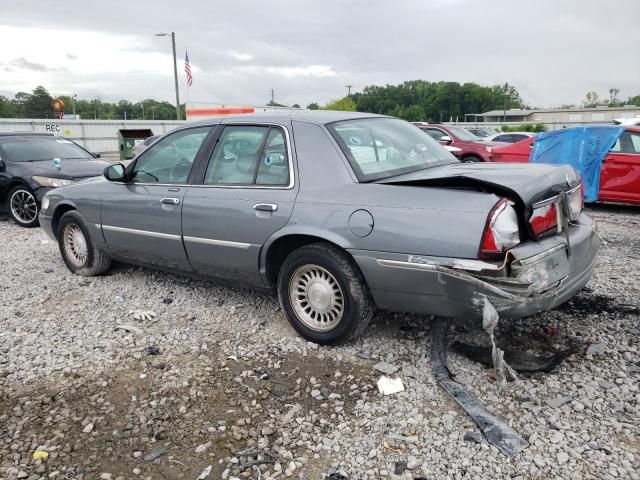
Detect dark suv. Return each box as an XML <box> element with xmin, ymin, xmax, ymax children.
<box><xmin>413</xmin><ymin>123</ymin><xmax>505</xmax><ymax>162</ymax></box>
<box><xmin>0</xmin><ymin>133</ymin><xmax>110</xmax><ymax>227</ymax></box>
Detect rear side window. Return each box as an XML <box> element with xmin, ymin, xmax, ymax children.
<box><xmin>611</xmin><ymin>131</ymin><xmax>640</xmax><ymax>154</ymax></box>
<box><xmin>510</xmin><ymin>134</ymin><xmax>528</xmax><ymax>142</ymax></box>
<box><xmin>494</xmin><ymin>134</ymin><xmax>512</xmax><ymax>142</ymax></box>
<box><xmin>204</xmin><ymin>125</ymin><xmax>290</xmax><ymax>186</ymax></box>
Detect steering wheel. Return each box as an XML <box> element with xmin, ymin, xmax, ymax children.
<box><xmin>170</xmin><ymin>158</ymin><xmax>192</xmax><ymax>183</ymax></box>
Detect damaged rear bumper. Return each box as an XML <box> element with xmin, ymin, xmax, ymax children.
<box><xmin>351</xmin><ymin>213</ymin><xmax>600</xmax><ymax>319</ymax></box>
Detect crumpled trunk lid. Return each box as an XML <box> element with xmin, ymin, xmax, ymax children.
<box><xmin>376</xmin><ymin>162</ymin><xmax>580</xmax><ymax>208</ymax></box>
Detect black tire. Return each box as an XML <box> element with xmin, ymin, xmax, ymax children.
<box><xmin>277</xmin><ymin>242</ymin><xmax>374</xmax><ymax>345</ymax></box>
<box><xmin>462</xmin><ymin>155</ymin><xmax>482</xmax><ymax>163</ymax></box>
<box><xmin>57</xmin><ymin>211</ymin><xmax>111</xmax><ymax>276</ymax></box>
<box><xmin>8</xmin><ymin>186</ymin><xmax>40</xmax><ymax>228</ymax></box>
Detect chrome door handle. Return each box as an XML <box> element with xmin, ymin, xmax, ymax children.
<box><xmin>253</xmin><ymin>203</ymin><xmax>278</xmax><ymax>212</ymax></box>
<box><xmin>161</xmin><ymin>197</ymin><xmax>180</xmax><ymax>205</ymax></box>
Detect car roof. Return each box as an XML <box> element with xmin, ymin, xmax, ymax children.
<box><xmin>184</xmin><ymin>110</ymin><xmax>388</xmax><ymax>129</ymax></box>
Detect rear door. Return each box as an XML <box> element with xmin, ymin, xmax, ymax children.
<box><xmin>181</xmin><ymin>122</ymin><xmax>298</xmax><ymax>285</ymax></box>
<box><xmin>100</xmin><ymin>126</ymin><xmax>213</xmax><ymax>269</ymax></box>
<box><xmin>600</xmin><ymin>130</ymin><xmax>640</xmax><ymax>204</ymax></box>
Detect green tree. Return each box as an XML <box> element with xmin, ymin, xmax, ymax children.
<box><xmin>323</xmin><ymin>97</ymin><xmax>356</xmax><ymax>111</ymax></box>
<box><xmin>627</xmin><ymin>94</ymin><xmax>640</xmax><ymax>106</ymax></box>
<box><xmin>401</xmin><ymin>104</ymin><xmax>426</xmax><ymax>122</ymax></box>
<box><xmin>0</xmin><ymin>95</ymin><xmax>17</xmax><ymax>117</ymax></box>
<box><xmin>583</xmin><ymin>91</ymin><xmax>602</xmax><ymax>108</ymax></box>
<box><xmin>307</xmin><ymin>102</ymin><xmax>320</xmax><ymax>110</ymax></box>
<box><xmin>352</xmin><ymin>80</ymin><xmax>525</xmax><ymax>121</ymax></box>
<box><xmin>608</xmin><ymin>88</ymin><xmax>621</xmax><ymax>106</ymax></box>
<box><xmin>22</xmin><ymin>86</ymin><xmax>54</xmax><ymax>118</ymax></box>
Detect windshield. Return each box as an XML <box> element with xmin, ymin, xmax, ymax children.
<box><xmin>1</xmin><ymin>137</ymin><xmax>92</xmax><ymax>162</ymax></box>
<box><xmin>446</xmin><ymin>125</ymin><xmax>480</xmax><ymax>141</ymax></box>
<box><xmin>328</xmin><ymin>118</ymin><xmax>457</xmax><ymax>182</ymax></box>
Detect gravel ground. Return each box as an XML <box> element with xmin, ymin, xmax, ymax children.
<box><xmin>0</xmin><ymin>205</ymin><xmax>638</xmax><ymax>480</ymax></box>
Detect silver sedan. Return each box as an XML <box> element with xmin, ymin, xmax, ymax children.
<box><xmin>40</xmin><ymin>111</ymin><xmax>600</xmax><ymax>344</ymax></box>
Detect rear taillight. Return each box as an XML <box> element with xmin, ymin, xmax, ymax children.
<box><xmin>479</xmin><ymin>199</ymin><xmax>521</xmax><ymax>259</ymax></box>
<box><xmin>566</xmin><ymin>183</ymin><xmax>583</xmax><ymax>222</ymax></box>
<box><xmin>529</xmin><ymin>202</ymin><xmax>558</xmax><ymax>237</ymax></box>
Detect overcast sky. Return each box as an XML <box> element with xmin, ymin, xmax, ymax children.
<box><xmin>1</xmin><ymin>0</ymin><xmax>638</xmax><ymax>109</ymax></box>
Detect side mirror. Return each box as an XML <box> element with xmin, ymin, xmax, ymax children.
<box><xmin>104</xmin><ymin>163</ymin><xmax>126</xmax><ymax>182</ymax></box>
<box><xmin>92</xmin><ymin>152</ymin><xmax>102</xmax><ymax>158</ymax></box>
<box><xmin>440</xmin><ymin>135</ymin><xmax>453</xmax><ymax>144</ymax></box>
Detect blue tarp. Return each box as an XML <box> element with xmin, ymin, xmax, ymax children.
<box><xmin>529</xmin><ymin>126</ymin><xmax>624</xmax><ymax>202</ymax></box>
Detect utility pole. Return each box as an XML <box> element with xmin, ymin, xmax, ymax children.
<box><xmin>155</xmin><ymin>32</ymin><xmax>181</xmax><ymax>120</ymax></box>
<box><xmin>270</xmin><ymin>89</ymin><xmax>275</xmax><ymax>104</ymax></box>
<box><xmin>345</xmin><ymin>85</ymin><xmax>353</xmax><ymax>97</ymax></box>
<box><xmin>503</xmin><ymin>82</ymin><xmax>509</xmax><ymax>123</ymax></box>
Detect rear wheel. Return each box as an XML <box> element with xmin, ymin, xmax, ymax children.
<box><xmin>277</xmin><ymin>243</ymin><xmax>374</xmax><ymax>345</ymax></box>
<box><xmin>57</xmin><ymin>211</ymin><xmax>111</xmax><ymax>276</ymax></box>
<box><xmin>462</xmin><ymin>155</ymin><xmax>482</xmax><ymax>163</ymax></box>
<box><xmin>8</xmin><ymin>186</ymin><xmax>39</xmax><ymax>228</ymax></box>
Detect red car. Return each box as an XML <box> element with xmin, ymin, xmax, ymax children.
<box><xmin>413</xmin><ymin>123</ymin><xmax>505</xmax><ymax>162</ymax></box>
<box><xmin>488</xmin><ymin>127</ymin><xmax>640</xmax><ymax>205</ymax></box>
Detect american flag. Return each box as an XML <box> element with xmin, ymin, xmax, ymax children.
<box><xmin>184</xmin><ymin>50</ymin><xmax>193</xmax><ymax>87</ymax></box>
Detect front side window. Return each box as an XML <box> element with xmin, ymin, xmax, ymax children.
<box><xmin>423</xmin><ymin>128</ymin><xmax>447</xmax><ymax>141</ymax></box>
<box><xmin>130</xmin><ymin>127</ymin><xmax>210</xmax><ymax>184</ymax></box>
<box><xmin>328</xmin><ymin>118</ymin><xmax>457</xmax><ymax>182</ymax></box>
<box><xmin>445</xmin><ymin>125</ymin><xmax>480</xmax><ymax>141</ymax></box>
<box><xmin>1</xmin><ymin>137</ymin><xmax>92</xmax><ymax>162</ymax></box>
<box><xmin>205</xmin><ymin>125</ymin><xmax>289</xmax><ymax>186</ymax></box>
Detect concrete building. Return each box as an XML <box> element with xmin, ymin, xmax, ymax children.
<box><xmin>478</xmin><ymin>105</ymin><xmax>640</xmax><ymax>124</ymax></box>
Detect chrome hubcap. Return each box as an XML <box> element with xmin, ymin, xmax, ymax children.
<box><xmin>63</xmin><ymin>224</ymin><xmax>88</xmax><ymax>267</ymax></box>
<box><xmin>10</xmin><ymin>190</ymin><xmax>38</xmax><ymax>224</ymax></box>
<box><xmin>289</xmin><ymin>265</ymin><xmax>344</xmax><ymax>332</ymax></box>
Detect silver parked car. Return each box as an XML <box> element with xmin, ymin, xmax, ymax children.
<box><xmin>131</xmin><ymin>134</ymin><xmax>161</xmax><ymax>158</ymax></box>
<box><xmin>40</xmin><ymin>112</ymin><xmax>600</xmax><ymax>344</ymax></box>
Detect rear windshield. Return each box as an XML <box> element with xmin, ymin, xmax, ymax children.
<box><xmin>327</xmin><ymin>117</ymin><xmax>457</xmax><ymax>182</ymax></box>
<box><xmin>1</xmin><ymin>137</ymin><xmax>92</xmax><ymax>162</ymax></box>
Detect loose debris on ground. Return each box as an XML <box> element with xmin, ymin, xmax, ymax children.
<box><xmin>1</xmin><ymin>205</ymin><xmax>639</xmax><ymax>479</ymax></box>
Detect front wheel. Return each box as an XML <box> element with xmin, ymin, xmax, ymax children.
<box><xmin>57</xmin><ymin>211</ymin><xmax>111</xmax><ymax>276</ymax></box>
<box><xmin>462</xmin><ymin>155</ymin><xmax>482</xmax><ymax>163</ymax></box>
<box><xmin>8</xmin><ymin>186</ymin><xmax>40</xmax><ymax>228</ymax></box>
<box><xmin>277</xmin><ymin>243</ymin><xmax>374</xmax><ymax>345</ymax></box>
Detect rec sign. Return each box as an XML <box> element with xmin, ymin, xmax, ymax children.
<box><xmin>44</xmin><ymin>124</ymin><xmax>62</xmax><ymax>133</ymax></box>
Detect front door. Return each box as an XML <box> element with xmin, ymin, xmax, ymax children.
<box><xmin>600</xmin><ymin>130</ymin><xmax>640</xmax><ymax>204</ymax></box>
<box><xmin>100</xmin><ymin>126</ymin><xmax>212</xmax><ymax>269</ymax></box>
<box><xmin>181</xmin><ymin>123</ymin><xmax>298</xmax><ymax>285</ymax></box>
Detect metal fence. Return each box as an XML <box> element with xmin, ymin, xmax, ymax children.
<box><xmin>0</xmin><ymin>118</ymin><xmax>617</xmax><ymax>156</ymax></box>
<box><xmin>0</xmin><ymin>118</ymin><xmax>187</xmax><ymax>155</ymax></box>
<box><xmin>443</xmin><ymin>120</ymin><xmax>617</xmax><ymax>132</ymax></box>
